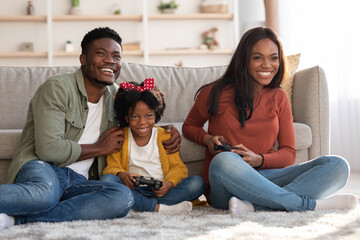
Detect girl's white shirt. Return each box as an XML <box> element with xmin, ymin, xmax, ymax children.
<box><xmin>128</xmin><ymin>127</ymin><xmax>164</xmax><ymax>181</ymax></box>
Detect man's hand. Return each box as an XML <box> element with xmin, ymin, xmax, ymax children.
<box><xmin>153</xmin><ymin>181</ymin><xmax>174</xmax><ymax>197</ymax></box>
<box><xmin>232</xmin><ymin>144</ymin><xmax>263</xmax><ymax>168</ymax></box>
<box><xmin>78</xmin><ymin>127</ymin><xmax>124</xmax><ymax>161</ymax></box>
<box><xmin>96</xmin><ymin>127</ymin><xmax>124</xmax><ymax>155</ymax></box>
<box><xmin>161</xmin><ymin>125</ymin><xmax>181</xmax><ymax>154</ymax></box>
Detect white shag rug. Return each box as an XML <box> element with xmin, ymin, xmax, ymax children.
<box><xmin>0</xmin><ymin>206</ymin><xmax>359</xmax><ymax>240</ymax></box>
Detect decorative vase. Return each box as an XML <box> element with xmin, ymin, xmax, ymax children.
<box><xmin>161</xmin><ymin>8</ymin><xmax>176</xmax><ymax>14</ymax></box>
<box><xmin>69</xmin><ymin>6</ymin><xmax>83</xmax><ymax>15</ymax></box>
<box><xmin>65</xmin><ymin>42</ymin><xmax>74</xmax><ymax>52</ymax></box>
<box><xmin>113</xmin><ymin>1</ymin><xmax>121</xmax><ymax>15</ymax></box>
<box><xmin>70</xmin><ymin>0</ymin><xmax>82</xmax><ymax>15</ymax></box>
<box><xmin>27</xmin><ymin>0</ymin><xmax>34</xmax><ymax>15</ymax></box>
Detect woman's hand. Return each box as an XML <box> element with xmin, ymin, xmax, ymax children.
<box><xmin>203</xmin><ymin>134</ymin><xmax>227</xmax><ymax>155</ymax></box>
<box><xmin>232</xmin><ymin>144</ymin><xmax>263</xmax><ymax>168</ymax></box>
<box><xmin>153</xmin><ymin>181</ymin><xmax>174</xmax><ymax>197</ymax></box>
<box><xmin>117</xmin><ymin>172</ymin><xmax>140</xmax><ymax>189</ymax></box>
<box><xmin>161</xmin><ymin>125</ymin><xmax>181</xmax><ymax>154</ymax></box>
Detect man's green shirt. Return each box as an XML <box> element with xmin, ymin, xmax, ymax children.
<box><xmin>6</xmin><ymin>69</ymin><xmax>117</xmax><ymax>183</ymax></box>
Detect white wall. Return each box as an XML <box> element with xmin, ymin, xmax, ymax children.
<box><xmin>238</xmin><ymin>0</ymin><xmax>266</xmax><ymax>34</ymax></box>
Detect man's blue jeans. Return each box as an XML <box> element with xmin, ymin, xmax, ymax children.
<box><xmin>0</xmin><ymin>160</ymin><xmax>134</xmax><ymax>225</ymax></box>
<box><xmin>101</xmin><ymin>174</ymin><xmax>205</xmax><ymax>212</ymax></box>
<box><xmin>209</xmin><ymin>152</ymin><xmax>350</xmax><ymax>211</ymax></box>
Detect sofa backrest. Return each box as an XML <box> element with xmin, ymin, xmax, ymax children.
<box><xmin>0</xmin><ymin>66</ymin><xmax>79</xmax><ymax>129</ymax></box>
<box><xmin>0</xmin><ymin>63</ymin><xmax>226</xmax><ymax>129</ymax></box>
<box><xmin>119</xmin><ymin>63</ymin><xmax>227</xmax><ymax>123</ymax></box>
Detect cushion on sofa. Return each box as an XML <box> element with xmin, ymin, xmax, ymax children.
<box><xmin>280</xmin><ymin>53</ymin><xmax>301</xmax><ymax>108</ymax></box>
<box><xmin>0</xmin><ymin>129</ymin><xmax>22</xmax><ymax>159</ymax></box>
<box><xmin>0</xmin><ymin>160</ymin><xmax>11</xmax><ymax>184</ymax></box>
<box><xmin>293</xmin><ymin>122</ymin><xmax>312</xmax><ymax>150</ymax></box>
<box><xmin>165</xmin><ymin>122</ymin><xmax>312</xmax><ymax>165</ymax></box>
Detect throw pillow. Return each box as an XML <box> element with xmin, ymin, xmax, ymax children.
<box><xmin>280</xmin><ymin>53</ymin><xmax>301</xmax><ymax>108</ymax></box>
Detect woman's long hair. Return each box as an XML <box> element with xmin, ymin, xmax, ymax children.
<box><xmin>195</xmin><ymin>27</ymin><xmax>285</xmax><ymax>127</ymax></box>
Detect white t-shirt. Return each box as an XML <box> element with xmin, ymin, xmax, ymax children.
<box><xmin>68</xmin><ymin>96</ymin><xmax>104</xmax><ymax>178</ymax></box>
<box><xmin>128</xmin><ymin>127</ymin><xmax>164</xmax><ymax>181</ymax></box>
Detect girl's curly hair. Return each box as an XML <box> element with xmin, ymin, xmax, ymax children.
<box><xmin>114</xmin><ymin>81</ymin><xmax>166</xmax><ymax>128</ymax></box>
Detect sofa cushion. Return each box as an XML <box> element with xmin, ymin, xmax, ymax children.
<box><xmin>0</xmin><ymin>122</ymin><xmax>312</xmax><ymax>165</ymax></box>
<box><xmin>0</xmin><ymin>160</ymin><xmax>11</xmax><ymax>184</ymax></box>
<box><xmin>280</xmin><ymin>53</ymin><xmax>301</xmax><ymax>108</ymax></box>
<box><xmin>0</xmin><ymin>129</ymin><xmax>22</xmax><ymax>159</ymax></box>
<box><xmin>293</xmin><ymin>122</ymin><xmax>312</xmax><ymax>150</ymax></box>
<box><xmin>0</xmin><ymin>66</ymin><xmax>79</xmax><ymax>129</ymax></box>
<box><xmin>164</xmin><ymin>122</ymin><xmax>311</xmax><ymax>164</ymax></box>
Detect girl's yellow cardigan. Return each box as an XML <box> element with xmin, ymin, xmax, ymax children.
<box><xmin>103</xmin><ymin>126</ymin><xmax>188</xmax><ymax>186</ymax></box>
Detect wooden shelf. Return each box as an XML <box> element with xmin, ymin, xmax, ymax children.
<box><xmin>0</xmin><ymin>50</ymin><xmax>143</xmax><ymax>58</ymax></box>
<box><xmin>149</xmin><ymin>13</ymin><xmax>233</xmax><ymax>20</ymax></box>
<box><xmin>0</xmin><ymin>52</ymin><xmax>47</xmax><ymax>58</ymax></box>
<box><xmin>0</xmin><ymin>15</ymin><xmax>47</xmax><ymax>22</ymax></box>
<box><xmin>51</xmin><ymin>13</ymin><xmax>232</xmax><ymax>22</ymax></box>
<box><xmin>52</xmin><ymin>51</ymin><xmax>79</xmax><ymax>57</ymax></box>
<box><xmin>0</xmin><ymin>49</ymin><xmax>232</xmax><ymax>58</ymax></box>
<box><xmin>150</xmin><ymin>48</ymin><xmax>234</xmax><ymax>56</ymax></box>
<box><xmin>0</xmin><ymin>13</ymin><xmax>232</xmax><ymax>22</ymax></box>
<box><xmin>52</xmin><ymin>15</ymin><xmax>142</xmax><ymax>21</ymax></box>
<box><xmin>0</xmin><ymin>1</ymin><xmax>238</xmax><ymax>65</ymax></box>
<box><xmin>53</xmin><ymin>51</ymin><xmax>143</xmax><ymax>57</ymax></box>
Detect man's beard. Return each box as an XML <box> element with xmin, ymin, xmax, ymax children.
<box><xmin>93</xmin><ymin>77</ymin><xmax>114</xmax><ymax>86</ymax></box>
<box><xmin>82</xmin><ymin>66</ymin><xmax>120</xmax><ymax>86</ymax></box>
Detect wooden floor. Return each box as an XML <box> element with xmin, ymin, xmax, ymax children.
<box><xmin>338</xmin><ymin>171</ymin><xmax>360</xmax><ymax>197</ymax></box>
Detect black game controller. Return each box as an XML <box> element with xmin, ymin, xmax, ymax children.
<box><xmin>133</xmin><ymin>176</ymin><xmax>163</xmax><ymax>190</ymax></box>
<box><xmin>214</xmin><ymin>142</ymin><xmax>238</xmax><ymax>151</ymax></box>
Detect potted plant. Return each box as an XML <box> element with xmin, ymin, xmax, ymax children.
<box><xmin>72</xmin><ymin>0</ymin><xmax>79</xmax><ymax>7</ymax></box>
<box><xmin>113</xmin><ymin>1</ymin><xmax>121</xmax><ymax>15</ymax></box>
<box><xmin>157</xmin><ymin>0</ymin><xmax>179</xmax><ymax>14</ymax></box>
<box><xmin>65</xmin><ymin>40</ymin><xmax>74</xmax><ymax>52</ymax></box>
<box><xmin>69</xmin><ymin>0</ymin><xmax>82</xmax><ymax>15</ymax></box>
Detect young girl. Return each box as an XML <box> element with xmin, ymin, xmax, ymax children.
<box><xmin>102</xmin><ymin>78</ymin><xmax>205</xmax><ymax>213</ymax></box>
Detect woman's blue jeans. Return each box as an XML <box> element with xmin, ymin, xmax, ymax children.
<box><xmin>209</xmin><ymin>152</ymin><xmax>350</xmax><ymax>211</ymax></box>
<box><xmin>101</xmin><ymin>174</ymin><xmax>205</xmax><ymax>212</ymax></box>
<box><xmin>0</xmin><ymin>160</ymin><xmax>134</xmax><ymax>225</ymax></box>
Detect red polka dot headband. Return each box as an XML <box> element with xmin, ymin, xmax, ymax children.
<box><xmin>119</xmin><ymin>78</ymin><xmax>155</xmax><ymax>92</ymax></box>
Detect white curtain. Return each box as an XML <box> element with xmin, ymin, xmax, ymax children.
<box><xmin>278</xmin><ymin>0</ymin><xmax>360</xmax><ymax>170</ymax></box>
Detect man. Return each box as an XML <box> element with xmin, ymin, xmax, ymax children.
<box><xmin>0</xmin><ymin>27</ymin><xmax>180</xmax><ymax>229</ymax></box>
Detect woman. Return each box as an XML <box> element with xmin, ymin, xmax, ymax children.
<box><xmin>182</xmin><ymin>27</ymin><xmax>357</xmax><ymax>214</ymax></box>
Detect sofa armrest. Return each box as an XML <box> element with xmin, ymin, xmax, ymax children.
<box><xmin>292</xmin><ymin>66</ymin><xmax>329</xmax><ymax>160</ymax></box>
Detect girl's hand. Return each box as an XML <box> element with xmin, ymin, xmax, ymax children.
<box><xmin>117</xmin><ymin>172</ymin><xmax>140</xmax><ymax>189</ymax></box>
<box><xmin>204</xmin><ymin>135</ymin><xmax>227</xmax><ymax>155</ymax></box>
<box><xmin>232</xmin><ymin>144</ymin><xmax>263</xmax><ymax>168</ymax></box>
<box><xmin>153</xmin><ymin>181</ymin><xmax>174</xmax><ymax>197</ymax></box>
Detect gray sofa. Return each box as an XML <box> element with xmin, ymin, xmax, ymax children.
<box><xmin>0</xmin><ymin>63</ymin><xmax>329</xmax><ymax>184</ymax></box>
